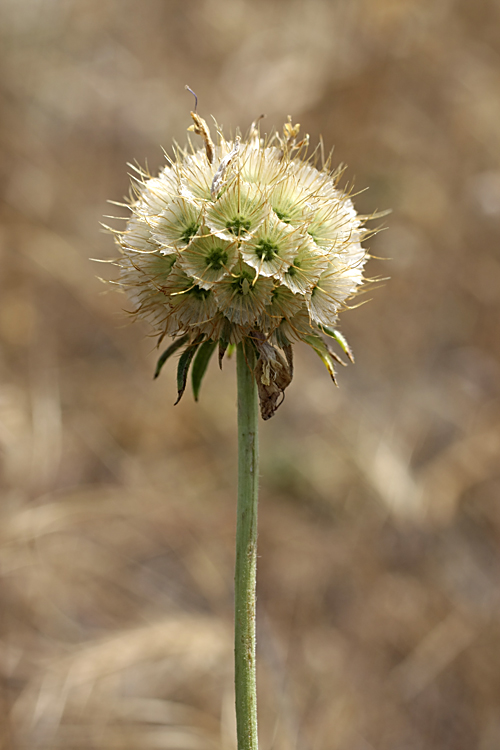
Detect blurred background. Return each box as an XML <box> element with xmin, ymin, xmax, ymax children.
<box><xmin>1</xmin><ymin>0</ymin><xmax>500</xmax><ymax>748</ymax></box>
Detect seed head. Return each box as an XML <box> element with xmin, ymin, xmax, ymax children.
<box><xmin>114</xmin><ymin>111</ymin><xmax>373</xmax><ymax>418</ymax></box>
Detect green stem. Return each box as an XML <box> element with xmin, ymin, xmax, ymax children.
<box><xmin>235</xmin><ymin>341</ymin><xmax>259</xmax><ymax>750</ymax></box>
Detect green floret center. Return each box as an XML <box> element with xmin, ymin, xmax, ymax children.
<box><xmin>231</xmin><ymin>270</ymin><xmax>254</xmax><ymax>296</ymax></box>
<box><xmin>226</xmin><ymin>215</ymin><xmax>251</xmax><ymax>235</ymax></box>
<box><xmin>255</xmin><ymin>239</ymin><xmax>279</xmax><ymax>261</ymax></box>
<box><xmin>188</xmin><ymin>285</ymin><xmax>211</xmax><ymax>301</ymax></box>
<box><xmin>271</xmin><ymin>287</ymin><xmax>282</xmax><ymax>301</ymax></box>
<box><xmin>286</xmin><ymin>260</ymin><xmax>301</xmax><ymax>277</ymax></box>
<box><xmin>180</xmin><ymin>222</ymin><xmax>199</xmax><ymax>244</ymax></box>
<box><xmin>206</xmin><ymin>247</ymin><xmax>228</xmax><ymax>270</ymax></box>
<box><xmin>274</xmin><ymin>208</ymin><xmax>291</xmax><ymax>224</ymax></box>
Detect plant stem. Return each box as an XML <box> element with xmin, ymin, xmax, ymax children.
<box><xmin>235</xmin><ymin>341</ymin><xmax>259</xmax><ymax>750</ymax></box>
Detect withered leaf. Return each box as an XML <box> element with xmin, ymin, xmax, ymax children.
<box><xmin>252</xmin><ymin>334</ymin><xmax>293</xmax><ymax>420</ymax></box>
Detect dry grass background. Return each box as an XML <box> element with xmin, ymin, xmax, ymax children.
<box><xmin>1</xmin><ymin>0</ymin><xmax>500</xmax><ymax>748</ymax></box>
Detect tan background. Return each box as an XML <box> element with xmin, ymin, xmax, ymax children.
<box><xmin>1</xmin><ymin>1</ymin><xmax>500</xmax><ymax>748</ymax></box>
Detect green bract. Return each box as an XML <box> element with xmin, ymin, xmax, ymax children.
<box><xmin>116</xmin><ymin>115</ymin><xmax>370</xmax><ymax>418</ymax></box>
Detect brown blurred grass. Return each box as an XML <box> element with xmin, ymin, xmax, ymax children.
<box><xmin>1</xmin><ymin>0</ymin><xmax>500</xmax><ymax>748</ymax></box>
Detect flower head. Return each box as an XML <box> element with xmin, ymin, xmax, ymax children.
<box><xmin>114</xmin><ymin>110</ymin><xmax>373</xmax><ymax>418</ymax></box>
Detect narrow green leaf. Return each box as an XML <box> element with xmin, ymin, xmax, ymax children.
<box><xmin>324</xmin><ymin>341</ymin><xmax>348</xmax><ymax>367</ymax></box>
<box><xmin>154</xmin><ymin>334</ymin><xmax>189</xmax><ymax>379</ymax></box>
<box><xmin>175</xmin><ymin>339</ymin><xmax>202</xmax><ymax>405</ymax></box>
<box><xmin>303</xmin><ymin>334</ymin><xmax>338</xmax><ymax>384</ymax></box>
<box><xmin>191</xmin><ymin>340</ymin><xmax>217</xmax><ymax>401</ymax></box>
<box><xmin>317</xmin><ymin>324</ymin><xmax>354</xmax><ymax>363</ymax></box>
<box><xmin>218</xmin><ymin>319</ymin><xmax>233</xmax><ymax>368</ymax></box>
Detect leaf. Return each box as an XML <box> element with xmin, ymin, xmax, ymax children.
<box><xmin>317</xmin><ymin>324</ymin><xmax>354</xmax><ymax>363</ymax></box>
<box><xmin>218</xmin><ymin>339</ymin><xmax>229</xmax><ymax>369</ymax></box>
<box><xmin>324</xmin><ymin>341</ymin><xmax>348</xmax><ymax>367</ymax></box>
<box><xmin>302</xmin><ymin>334</ymin><xmax>338</xmax><ymax>385</ymax></box>
<box><xmin>191</xmin><ymin>340</ymin><xmax>217</xmax><ymax>401</ymax></box>
<box><xmin>218</xmin><ymin>320</ymin><xmax>233</xmax><ymax>369</ymax></box>
<box><xmin>253</xmin><ymin>335</ymin><xmax>293</xmax><ymax>420</ymax></box>
<box><xmin>154</xmin><ymin>335</ymin><xmax>190</xmax><ymax>379</ymax></box>
<box><xmin>217</xmin><ymin>341</ymin><xmax>236</xmax><ymax>368</ymax></box>
<box><xmin>175</xmin><ymin>339</ymin><xmax>202</xmax><ymax>405</ymax></box>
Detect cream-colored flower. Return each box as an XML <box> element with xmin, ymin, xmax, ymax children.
<box><xmin>212</xmin><ymin>263</ymin><xmax>274</xmax><ymax>326</ymax></box>
<box><xmin>205</xmin><ymin>181</ymin><xmax>268</xmax><ymax>241</ymax></box>
<box><xmin>178</xmin><ymin>229</ymin><xmax>239</xmax><ymax>289</ymax></box>
<box><xmin>163</xmin><ymin>265</ymin><xmax>219</xmax><ymax>329</ymax></box>
<box><xmin>134</xmin><ymin>167</ymin><xmax>179</xmax><ymax>218</ymax></box>
<box><xmin>260</xmin><ymin>284</ymin><xmax>304</xmax><ymax>334</ymax></box>
<box><xmin>149</xmin><ymin>196</ymin><xmax>203</xmax><ymax>251</ymax></box>
<box><xmin>267</xmin><ymin>174</ymin><xmax>313</xmax><ymax>227</ymax></box>
<box><xmin>113</xmin><ymin>111</ymin><xmax>374</xmax><ymax>417</ymax></box>
<box><xmin>307</xmin><ymin>261</ymin><xmax>362</xmax><ymax>326</ymax></box>
<box><xmin>282</xmin><ymin>234</ymin><xmax>329</xmax><ymax>295</ymax></box>
<box><xmin>180</xmin><ymin>150</ymin><xmax>216</xmax><ymax>202</ymax></box>
<box><xmin>239</xmin><ymin>144</ymin><xmax>284</xmax><ymax>186</ymax></box>
<box><xmin>240</xmin><ymin>214</ymin><xmax>299</xmax><ymax>279</ymax></box>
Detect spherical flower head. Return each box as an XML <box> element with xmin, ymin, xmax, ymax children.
<box><xmin>114</xmin><ymin>111</ymin><xmax>374</xmax><ymax>418</ymax></box>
